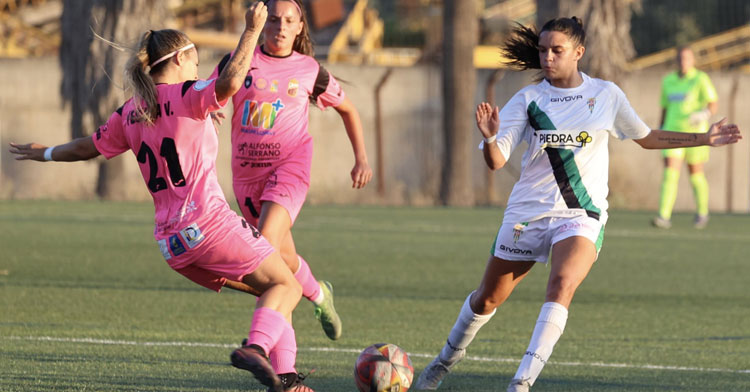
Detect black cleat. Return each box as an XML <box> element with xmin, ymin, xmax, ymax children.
<box><xmin>231</xmin><ymin>345</ymin><xmax>283</xmax><ymax>392</ymax></box>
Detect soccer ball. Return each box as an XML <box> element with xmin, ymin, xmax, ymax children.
<box><xmin>354</xmin><ymin>343</ymin><xmax>414</xmax><ymax>392</ymax></box>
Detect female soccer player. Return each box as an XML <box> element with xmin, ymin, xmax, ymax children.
<box><xmin>211</xmin><ymin>0</ymin><xmax>372</xmax><ymax>347</ymax></box>
<box><xmin>9</xmin><ymin>4</ymin><xmax>312</xmax><ymax>392</ymax></box>
<box><xmin>414</xmin><ymin>17</ymin><xmax>741</xmax><ymax>392</ymax></box>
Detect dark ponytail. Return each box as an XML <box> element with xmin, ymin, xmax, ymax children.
<box><xmin>501</xmin><ymin>16</ymin><xmax>586</xmax><ymax>71</ymax></box>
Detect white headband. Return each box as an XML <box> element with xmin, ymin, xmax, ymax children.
<box><xmin>150</xmin><ymin>43</ymin><xmax>195</xmax><ymax>68</ymax></box>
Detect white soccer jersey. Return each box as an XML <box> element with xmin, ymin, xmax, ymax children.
<box><xmin>487</xmin><ymin>73</ymin><xmax>651</xmax><ymax>225</ymax></box>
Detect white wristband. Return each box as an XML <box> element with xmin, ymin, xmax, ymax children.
<box><xmin>484</xmin><ymin>134</ymin><xmax>497</xmax><ymax>144</ymax></box>
<box><xmin>44</xmin><ymin>147</ymin><xmax>55</xmax><ymax>161</ymax></box>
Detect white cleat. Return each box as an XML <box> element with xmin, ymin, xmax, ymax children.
<box><xmin>506</xmin><ymin>378</ymin><xmax>531</xmax><ymax>392</ymax></box>
<box><xmin>414</xmin><ymin>351</ymin><xmax>464</xmax><ymax>390</ymax></box>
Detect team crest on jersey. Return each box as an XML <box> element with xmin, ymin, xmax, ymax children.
<box><xmin>168</xmin><ymin>234</ymin><xmax>186</xmax><ymax>256</ymax></box>
<box><xmin>244</xmin><ymin>75</ymin><xmax>253</xmax><ymax>89</ymax></box>
<box><xmin>270</xmin><ymin>79</ymin><xmax>279</xmax><ymax>92</ymax></box>
<box><xmin>179</xmin><ymin>223</ymin><xmax>205</xmax><ymax>249</ymax></box>
<box><xmin>157</xmin><ymin>239</ymin><xmax>171</xmax><ymax>260</ymax></box>
<box><xmin>513</xmin><ymin>222</ymin><xmax>528</xmax><ymax>243</ymax></box>
<box><xmin>587</xmin><ymin>98</ymin><xmax>596</xmax><ymax>113</ymax></box>
<box><xmin>287</xmin><ymin>79</ymin><xmax>299</xmax><ymax>97</ymax></box>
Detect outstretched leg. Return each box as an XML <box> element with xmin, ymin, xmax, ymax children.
<box><xmin>414</xmin><ymin>256</ymin><xmax>534</xmax><ymax>390</ymax></box>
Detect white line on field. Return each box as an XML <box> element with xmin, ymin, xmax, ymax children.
<box><xmin>6</xmin><ymin>335</ymin><xmax>748</xmax><ymax>374</ymax></box>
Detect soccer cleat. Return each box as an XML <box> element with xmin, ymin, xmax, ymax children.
<box><xmin>230</xmin><ymin>345</ymin><xmax>283</xmax><ymax>392</ymax></box>
<box><xmin>413</xmin><ymin>351</ymin><xmax>465</xmax><ymax>390</ymax></box>
<box><xmin>694</xmin><ymin>214</ymin><xmax>709</xmax><ymax>229</ymax></box>
<box><xmin>651</xmin><ymin>216</ymin><xmax>672</xmax><ymax>229</ymax></box>
<box><xmin>506</xmin><ymin>378</ymin><xmax>531</xmax><ymax>392</ymax></box>
<box><xmin>271</xmin><ymin>371</ymin><xmax>315</xmax><ymax>392</ymax></box>
<box><xmin>313</xmin><ymin>280</ymin><xmax>342</xmax><ymax>340</ymax></box>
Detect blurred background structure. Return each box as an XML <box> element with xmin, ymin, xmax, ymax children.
<box><xmin>2</xmin><ymin>0</ymin><xmax>750</xmax><ymax>211</ymax></box>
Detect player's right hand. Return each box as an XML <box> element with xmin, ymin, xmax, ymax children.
<box><xmin>246</xmin><ymin>1</ymin><xmax>268</xmax><ymax>34</ymax></box>
<box><xmin>8</xmin><ymin>142</ymin><xmax>47</xmax><ymax>161</ymax></box>
<box><xmin>476</xmin><ymin>102</ymin><xmax>500</xmax><ymax>139</ymax></box>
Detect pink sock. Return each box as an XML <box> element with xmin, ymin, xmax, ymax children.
<box><xmin>295</xmin><ymin>255</ymin><xmax>321</xmax><ymax>302</ymax></box>
<box><xmin>269</xmin><ymin>319</ymin><xmax>297</xmax><ymax>374</ymax></box>
<box><xmin>247</xmin><ymin>307</ymin><xmax>287</xmax><ymax>356</ymax></box>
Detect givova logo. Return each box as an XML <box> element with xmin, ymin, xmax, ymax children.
<box><xmin>241</xmin><ymin>98</ymin><xmax>285</xmax><ymax>129</ymax></box>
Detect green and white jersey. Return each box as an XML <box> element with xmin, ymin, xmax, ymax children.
<box><xmin>488</xmin><ymin>73</ymin><xmax>651</xmax><ymax>225</ymax></box>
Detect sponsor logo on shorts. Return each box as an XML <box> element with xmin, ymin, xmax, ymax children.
<box><xmin>168</xmin><ymin>234</ymin><xmax>186</xmax><ymax>256</ymax></box>
<box><xmin>499</xmin><ymin>244</ymin><xmax>532</xmax><ymax>255</ymax></box>
<box><xmin>157</xmin><ymin>239</ymin><xmax>171</xmax><ymax>260</ymax></box>
<box><xmin>179</xmin><ymin>223</ymin><xmax>205</xmax><ymax>249</ymax></box>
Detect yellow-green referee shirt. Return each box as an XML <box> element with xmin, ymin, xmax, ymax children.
<box><xmin>660</xmin><ymin>68</ymin><xmax>718</xmax><ymax>133</ymax></box>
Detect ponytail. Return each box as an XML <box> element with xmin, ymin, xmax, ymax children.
<box><xmin>126</xmin><ymin>30</ymin><xmax>159</xmax><ymax>124</ymax></box>
<box><xmin>125</xmin><ymin>29</ymin><xmax>192</xmax><ymax>124</ymax></box>
<box><xmin>501</xmin><ymin>16</ymin><xmax>586</xmax><ymax>71</ymax></box>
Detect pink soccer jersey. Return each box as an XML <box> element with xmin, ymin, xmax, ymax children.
<box><xmin>92</xmin><ymin>79</ymin><xmax>238</xmax><ymax>269</ymax></box>
<box><xmin>211</xmin><ymin>46</ymin><xmax>346</xmax><ymax>183</ymax></box>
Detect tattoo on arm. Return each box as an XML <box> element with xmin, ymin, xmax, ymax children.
<box><xmin>657</xmin><ymin>133</ymin><xmax>698</xmax><ymax>146</ymax></box>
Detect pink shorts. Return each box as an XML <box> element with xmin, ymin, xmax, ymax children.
<box><xmin>156</xmin><ymin>208</ymin><xmax>275</xmax><ymax>292</ymax></box>
<box><xmin>234</xmin><ymin>157</ymin><xmax>311</xmax><ymax>226</ymax></box>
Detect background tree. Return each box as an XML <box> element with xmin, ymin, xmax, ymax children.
<box><xmin>441</xmin><ymin>0</ymin><xmax>478</xmax><ymax>206</ymax></box>
<box><xmin>60</xmin><ymin>0</ymin><xmax>171</xmax><ymax>199</ymax></box>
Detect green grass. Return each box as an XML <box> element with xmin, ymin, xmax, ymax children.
<box><xmin>1</xmin><ymin>201</ymin><xmax>748</xmax><ymax>391</ymax></box>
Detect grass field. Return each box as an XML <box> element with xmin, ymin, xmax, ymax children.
<box><xmin>1</xmin><ymin>200</ymin><xmax>748</xmax><ymax>392</ymax></box>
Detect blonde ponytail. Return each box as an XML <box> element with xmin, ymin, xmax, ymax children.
<box><xmin>125</xmin><ymin>29</ymin><xmax>192</xmax><ymax>124</ymax></box>
<box><xmin>126</xmin><ymin>30</ymin><xmax>159</xmax><ymax>124</ymax></box>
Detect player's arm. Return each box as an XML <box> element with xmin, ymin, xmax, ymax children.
<box><xmin>477</xmin><ymin>102</ymin><xmax>506</xmax><ymax>170</ymax></box>
<box><xmin>634</xmin><ymin>118</ymin><xmax>741</xmax><ymax>149</ymax></box>
<box><xmin>332</xmin><ymin>97</ymin><xmax>372</xmax><ymax>189</ymax></box>
<box><xmin>9</xmin><ymin>137</ymin><xmax>100</xmax><ymax>162</ymax></box>
<box><xmin>215</xmin><ymin>2</ymin><xmax>266</xmax><ymax>102</ymax></box>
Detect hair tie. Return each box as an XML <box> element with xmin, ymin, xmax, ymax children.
<box><xmin>150</xmin><ymin>43</ymin><xmax>195</xmax><ymax>68</ymax></box>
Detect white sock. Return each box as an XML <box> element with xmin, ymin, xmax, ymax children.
<box><xmin>512</xmin><ymin>302</ymin><xmax>568</xmax><ymax>385</ymax></box>
<box><xmin>439</xmin><ymin>291</ymin><xmax>496</xmax><ymax>364</ymax></box>
<box><xmin>311</xmin><ymin>284</ymin><xmax>324</xmax><ymax>305</ymax></box>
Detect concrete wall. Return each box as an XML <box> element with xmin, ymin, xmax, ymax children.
<box><xmin>2</xmin><ymin>56</ymin><xmax>749</xmax><ymax>213</ymax></box>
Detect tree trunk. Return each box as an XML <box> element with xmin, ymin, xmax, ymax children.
<box><xmin>60</xmin><ymin>0</ymin><xmax>171</xmax><ymax>200</ymax></box>
<box><xmin>441</xmin><ymin>0</ymin><xmax>478</xmax><ymax>206</ymax></box>
<box><xmin>536</xmin><ymin>0</ymin><xmax>641</xmax><ymax>82</ymax></box>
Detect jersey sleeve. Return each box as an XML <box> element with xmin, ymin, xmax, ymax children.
<box><xmin>699</xmin><ymin>72</ymin><xmax>718</xmax><ymax>104</ymax></box>
<box><xmin>92</xmin><ymin>105</ymin><xmax>129</xmax><ymax>159</ymax></box>
<box><xmin>210</xmin><ymin>52</ymin><xmax>232</xmax><ymax>79</ymax></box>
<box><xmin>180</xmin><ymin>78</ymin><xmax>228</xmax><ymax>119</ymax></box>
<box><xmin>312</xmin><ymin>65</ymin><xmax>346</xmax><ymax>109</ymax></box>
<box><xmin>612</xmin><ymin>83</ymin><xmax>651</xmax><ymax>140</ymax></box>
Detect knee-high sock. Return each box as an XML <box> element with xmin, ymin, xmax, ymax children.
<box><xmin>690</xmin><ymin>172</ymin><xmax>709</xmax><ymax>216</ymax></box>
<box><xmin>438</xmin><ymin>291</ymin><xmax>496</xmax><ymax>364</ymax></box>
<box><xmin>659</xmin><ymin>167</ymin><xmax>680</xmax><ymax>219</ymax></box>
<box><xmin>294</xmin><ymin>256</ymin><xmax>322</xmax><ymax>304</ymax></box>
<box><xmin>269</xmin><ymin>319</ymin><xmax>297</xmax><ymax>375</ymax></box>
<box><xmin>512</xmin><ymin>302</ymin><xmax>568</xmax><ymax>385</ymax></box>
<box><xmin>247</xmin><ymin>307</ymin><xmax>288</xmax><ymax>356</ymax></box>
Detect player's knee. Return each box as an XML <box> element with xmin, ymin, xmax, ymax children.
<box><xmin>470</xmin><ymin>291</ymin><xmax>504</xmax><ymax>314</ymax></box>
<box><xmin>546</xmin><ymin>276</ymin><xmax>578</xmax><ymax>302</ymax></box>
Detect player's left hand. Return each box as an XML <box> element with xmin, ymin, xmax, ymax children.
<box><xmin>351</xmin><ymin>159</ymin><xmax>372</xmax><ymax>189</ymax></box>
<box><xmin>706</xmin><ymin>118</ymin><xmax>742</xmax><ymax>147</ymax></box>
<box><xmin>8</xmin><ymin>142</ymin><xmax>47</xmax><ymax>161</ymax></box>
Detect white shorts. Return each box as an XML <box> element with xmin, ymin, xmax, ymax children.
<box><xmin>491</xmin><ymin>215</ymin><xmax>606</xmax><ymax>263</ymax></box>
